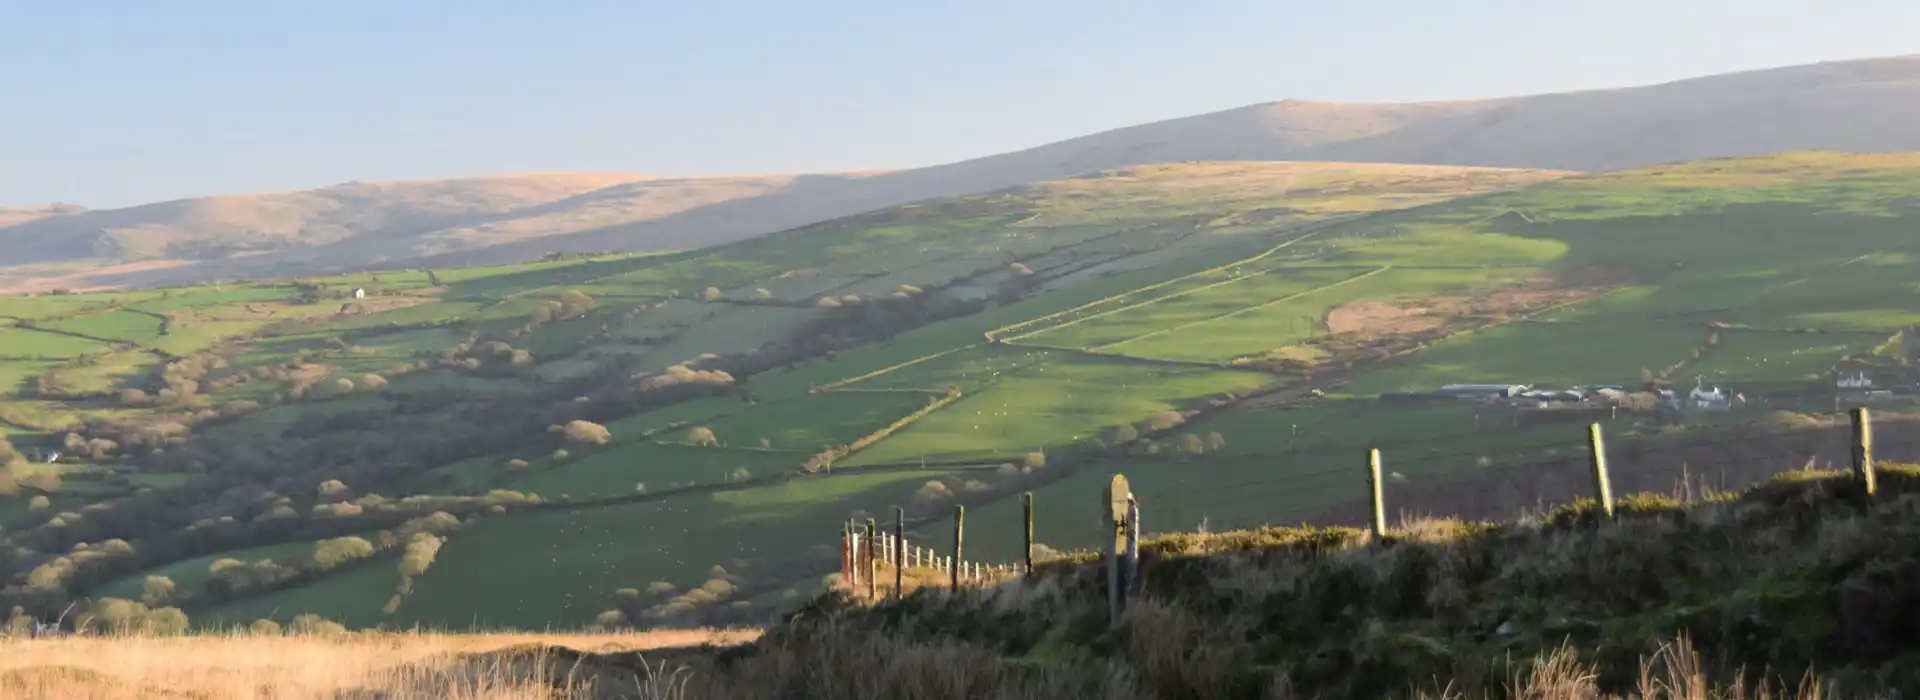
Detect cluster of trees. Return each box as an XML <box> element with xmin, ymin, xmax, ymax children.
<box><xmin>60</xmin><ymin>431</ymin><xmax>120</xmax><ymax>461</ymax></box>
<box><xmin>528</xmin><ymin>290</ymin><xmax>597</xmax><ymax>326</ymax></box>
<box><xmin>436</xmin><ymin>339</ymin><xmax>535</xmax><ymax>375</ymax></box>
<box><xmin>382</xmin><ymin>532</ymin><xmax>446</xmax><ymax>615</ymax></box>
<box><xmin>0</xmin><ymin>437</ymin><xmax>60</xmax><ymax>497</ymax></box>
<box><xmin>595</xmin><ymin>563</ymin><xmax>811</xmax><ymax>630</ymax></box>
<box><xmin>142</xmin><ymin>512</ymin><xmax>459</xmax><ymax>613</ymax></box>
<box><xmin>636</xmin><ymin>363</ymin><xmax>737</xmax><ymax>392</ymax></box>
<box><xmin>0</xmin><ymin>469</ymin><xmax>504</xmax><ymax>618</ymax></box>
<box><xmin>64</xmin><ymin>596</ymin><xmax>191</xmax><ymax>635</ymax></box>
<box><xmin>549</xmin><ymin>420</ymin><xmax>614</xmax><ymax>454</ymax></box>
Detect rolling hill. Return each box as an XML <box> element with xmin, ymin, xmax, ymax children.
<box><xmin>385</xmin><ymin>55</ymin><xmax>1920</xmax><ymax>270</ymax></box>
<box><xmin>8</xmin><ymin>55</ymin><xmax>1919</xmax><ymax>291</ymax></box>
<box><xmin>6</xmin><ymin>152</ymin><xmax>1920</xmax><ymax>641</ymax></box>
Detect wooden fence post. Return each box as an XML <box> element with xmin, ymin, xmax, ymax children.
<box><xmin>1022</xmin><ymin>491</ymin><xmax>1035</xmax><ymax>580</ymax></box>
<box><xmin>841</xmin><ymin>521</ymin><xmax>852</xmax><ymax>584</ymax></box>
<box><xmin>864</xmin><ymin>518</ymin><xmax>878</xmax><ymax>600</ymax></box>
<box><xmin>1367</xmin><ymin>448</ymin><xmax>1387</xmax><ymax>540</ymax></box>
<box><xmin>1105</xmin><ymin>474</ymin><xmax>1132</xmax><ymax>626</ymax></box>
<box><xmin>1853</xmin><ymin>407</ymin><xmax>1876</xmax><ymax>501</ymax></box>
<box><xmin>1124</xmin><ymin>497</ymin><xmax>1141</xmax><ymax>597</ymax></box>
<box><xmin>846</xmin><ymin>520</ymin><xmax>860</xmax><ymax>590</ymax></box>
<box><xmin>952</xmin><ymin>505</ymin><xmax>965</xmax><ymax>591</ymax></box>
<box><xmin>1588</xmin><ymin>423</ymin><xmax>1615</xmax><ymax>520</ymax></box>
<box><xmin>894</xmin><ymin>507</ymin><xmax>906</xmax><ymax>599</ymax></box>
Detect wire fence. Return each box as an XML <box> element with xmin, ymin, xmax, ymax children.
<box><xmin>839</xmin><ymin>406</ymin><xmax>1915</xmax><ymax>602</ymax></box>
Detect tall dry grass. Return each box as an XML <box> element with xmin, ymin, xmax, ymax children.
<box><xmin>0</xmin><ymin>628</ymin><xmax>754</xmax><ymax>700</ymax></box>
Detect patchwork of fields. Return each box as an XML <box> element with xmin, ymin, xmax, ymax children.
<box><xmin>4</xmin><ymin>154</ymin><xmax>1920</xmax><ymax>633</ymax></box>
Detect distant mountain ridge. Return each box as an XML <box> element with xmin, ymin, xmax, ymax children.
<box><xmin>9</xmin><ymin>54</ymin><xmax>1920</xmax><ymax>289</ymax></box>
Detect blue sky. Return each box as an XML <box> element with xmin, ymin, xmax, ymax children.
<box><xmin>2</xmin><ymin>0</ymin><xmax>1916</xmax><ymax>208</ymax></box>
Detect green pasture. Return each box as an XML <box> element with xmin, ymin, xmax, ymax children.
<box><xmin>150</xmin><ymin>319</ymin><xmax>273</xmax><ymax>355</ymax></box>
<box><xmin>418</xmin><ymin>456</ymin><xmax>503</xmax><ymax>494</ymax></box>
<box><xmin>629</xmin><ymin>305</ymin><xmax>818</xmax><ymax>374</ymax></box>
<box><xmin>1688</xmin><ymin>330</ymin><xmax>1881</xmax><ymax>383</ymax></box>
<box><xmin>335</xmin><ymin>327</ymin><xmax>468</xmax><ymax>357</ymax></box>
<box><xmin>0</xmin><ymin>493</ymin><xmax>93</xmax><ymax>526</ymax></box>
<box><xmin>937</xmin><ymin>415</ymin><xmax>1607</xmax><ymax>562</ymax></box>
<box><xmin>0</xmin><ymin>359</ymin><xmax>60</xmax><ymax>395</ymax></box>
<box><xmin>504</xmin><ymin>443</ymin><xmax>800</xmax><ymax>499</ymax></box>
<box><xmin>603</xmin><ymin>396</ymin><xmax>744</xmax><ymax>438</ymax></box>
<box><xmin>517</xmin><ymin>312</ymin><xmax>611</xmax><ymax>357</ymax></box>
<box><xmin>835</xmin><ymin>344</ymin><xmax>1064</xmax><ymax>393</ymax></box>
<box><xmin>0</xmin><ymin>327</ymin><xmax>118</xmax><ymax>358</ymax></box>
<box><xmin>0</xmin><ymin>295</ymin><xmax>105</xmax><ymax>319</ymax></box>
<box><xmin>667</xmin><ymin>390</ymin><xmax>933</xmax><ymax>451</ymax></box>
<box><xmin>1341</xmin><ymin>314</ymin><xmax>1704</xmax><ymax>396</ymax></box>
<box><xmin>196</xmin><ymin>557</ymin><xmax>406</xmax><ymax>630</ymax></box>
<box><xmin>92</xmin><ymin>539</ymin><xmax>323</xmax><ymax>601</ymax></box>
<box><xmin>1021</xmin><ymin>267</ymin><xmax>1362</xmax><ymax>350</ymax></box>
<box><xmin>379</xmin><ymin>371</ymin><xmax>538</xmax><ymax>402</ymax></box>
<box><xmin>843</xmin><ymin>356</ymin><xmax>1271</xmax><ymax>466</ymax></box>
<box><xmin>43</xmin><ymin>310</ymin><xmax>166</xmax><ymax>344</ymax></box>
<box><xmin>397</xmin><ymin>469</ymin><xmax>964</xmax><ymax>628</ymax></box>
<box><xmin>1719</xmin><ymin>253</ymin><xmax>1920</xmax><ymax>330</ymax></box>
<box><xmin>126</xmin><ymin>286</ymin><xmax>286</xmax><ymax>314</ymax></box>
<box><xmin>122</xmin><ymin>471</ymin><xmax>197</xmax><ymax>490</ymax></box>
<box><xmin>1105</xmin><ymin>267</ymin><xmax>1538</xmax><ymax>363</ymax></box>
<box><xmin>312</xmin><ymin>300</ymin><xmax>484</xmax><ymax>332</ymax></box>
<box><xmin>745</xmin><ymin>246</ymin><xmax>1283</xmax><ymax>400</ymax></box>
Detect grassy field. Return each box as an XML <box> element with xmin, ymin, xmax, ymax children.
<box><xmin>0</xmin><ymin>359</ymin><xmax>61</xmax><ymax>396</ymax></box>
<box><xmin>196</xmin><ymin>558</ymin><xmax>415</xmax><ymax>629</ymax></box>
<box><xmin>1097</xmin><ymin>267</ymin><xmax>1533</xmax><ymax>363</ymax></box>
<box><xmin>1340</xmin><ymin>314</ymin><xmax>1705</xmax><ymax>395</ymax></box>
<box><xmin>504</xmin><ymin>443</ymin><xmax>802</xmax><ymax>499</ymax></box>
<box><xmin>0</xmin><ymin>327</ymin><xmax>116</xmax><ymax>358</ymax></box>
<box><xmin>664</xmin><ymin>391</ymin><xmax>935</xmax><ymax>451</ymax></box>
<box><xmin>1688</xmin><ymin>329</ymin><xmax>1886</xmax><ymax>383</ymax></box>
<box><xmin>842</xmin><ymin>354</ymin><xmax>1272</xmax><ymax>466</ymax></box>
<box><xmin>395</xmin><ymin>469</ymin><xmax>970</xmax><ymax>628</ymax></box>
<box><xmin>602</xmin><ymin>396</ymin><xmax>744</xmax><ymax>438</ymax></box>
<box><xmin>92</xmin><ymin>540</ymin><xmax>324</xmax><ymax>601</ymax></box>
<box><xmin>41</xmin><ymin>310</ymin><xmax>167</xmax><ymax>344</ymax></box>
<box><xmin>1017</xmin><ymin>267</ymin><xmax>1363</xmax><ymax>350</ymax></box>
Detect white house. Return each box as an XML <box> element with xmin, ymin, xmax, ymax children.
<box><xmin>1688</xmin><ymin>379</ymin><xmax>1731</xmax><ymax>412</ymax></box>
<box><xmin>352</xmin><ymin>288</ymin><xmax>367</xmax><ymax>299</ymax></box>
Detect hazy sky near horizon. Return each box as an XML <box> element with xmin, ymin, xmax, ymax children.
<box><xmin>3</xmin><ymin>0</ymin><xmax>1916</xmax><ymax>208</ymax></box>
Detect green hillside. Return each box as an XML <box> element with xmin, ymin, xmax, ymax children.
<box><xmin>622</xmin><ymin>465</ymin><xmax>1920</xmax><ymax>699</ymax></box>
<box><xmin>4</xmin><ymin>154</ymin><xmax>1920</xmax><ymax>634</ymax></box>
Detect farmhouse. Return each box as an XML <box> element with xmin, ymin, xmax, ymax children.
<box><xmin>1836</xmin><ymin>372</ymin><xmax>1874</xmax><ymax>391</ymax></box>
<box><xmin>1435</xmin><ymin>384</ymin><xmax>1527</xmax><ymax>399</ymax></box>
<box><xmin>1690</xmin><ymin>386</ymin><xmax>1731</xmax><ymax>411</ymax></box>
<box><xmin>352</xmin><ymin>288</ymin><xmax>367</xmax><ymax>299</ymax></box>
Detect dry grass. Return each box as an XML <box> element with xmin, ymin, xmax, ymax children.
<box><xmin>0</xmin><ymin>628</ymin><xmax>756</xmax><ymax>700</ymax></box>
